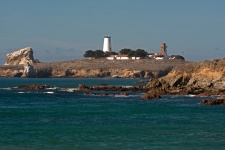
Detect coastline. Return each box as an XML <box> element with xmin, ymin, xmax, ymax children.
<box><xmin>0</xmin><ymin>58</ymin><xmax>224</xmax><ymax>101</ymax></box>
<box><xmin>0</xmin><ymin>59</ymin><xmax>185</xmax><ymax>78</ymax></box>
<box><xmin>5</xmin><ymin>77</ymin><xmax>224</xmax><ymax>104</ymax></box>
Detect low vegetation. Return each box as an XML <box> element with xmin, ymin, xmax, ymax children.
<box><xmin>32</xmin><ymin>59</ymin><xmax>185</xmax><ymax>71</ymax></box>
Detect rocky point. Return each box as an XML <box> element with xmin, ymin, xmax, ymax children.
<box><xmin>5</xmin><ymin>47</ymin><xmax>39</xmax><ymax>65</ymax></box>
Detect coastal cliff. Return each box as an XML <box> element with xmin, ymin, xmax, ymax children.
<box><xmin>145</xmin><ymin>58</ymin><xmax>225</xmax><ymax>96</ymax></box>
<box><xmin>0</xmin><ymin>59</ymin><xmax>184</xmax><ymax>78</ymax></box>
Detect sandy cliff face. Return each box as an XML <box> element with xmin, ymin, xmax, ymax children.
<box><xmin>27</xmin><ymin>59</ymin><xmax>178</xmax><ymax>78</ymax></box>
<box><xmin>0</xmin><ymin>65</ymin><xmax>24</xmax><ymax>77</ymax></box>
<box><xmin>5</xmin><ymin>47</ymin><xmax>39</xmax><ymax>65</ymax></box>
<box><xmin>39</xmin><ymin>68</ymin><xmax>153</xmax><ymax>78</ymax></box>
<box><xmin>48</xmin><ymin>68</ymin><xmax>170</xmax><ymax>78</ymax></box>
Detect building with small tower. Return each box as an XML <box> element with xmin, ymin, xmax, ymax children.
<box><xmin>149</xmin><ymin>43</ymin><xmax>169</xmax><ymax>60</ymax></box>
<box><xmin>160</xmin><ymin>43</ymin><xmax>169</xmax><ymax>59</ymax></box>
<box><xmin>160</xmin><ymin>43</ymin><xmax>167</xmax><ymax>56</ymax></box>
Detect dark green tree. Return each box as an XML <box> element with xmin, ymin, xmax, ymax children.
<box><xmin>93</xmin><ymin>50</ymin><xmax>105</xmax><ymax>59</ymax></box>
<box><xmin>119</xmin><ymin>48</ymin><xmax>132</xmax><ymax>54</ymax></box>
<box><xmin>83</xmin><ymin>50</ymin><xmax>95</xmax><ymax>58</ymax></box>
<box><xmin>110</xmin><ymin>51</ymin><xmax>119</xmax><ymax>55</ymax></box>
<box><xmin>104</xmin><ymin>51</ymin><xmax>118</xmax><ymax>57</ymax></box>
<box><xmin>128</xmin><ymin>50</ymin><xmax>135</xmax><ymax>57</ymax></box>
<box><xmin>133</xmin><ymin>49</ymin><xmax>148</xmax><ymax>57</ymax></box>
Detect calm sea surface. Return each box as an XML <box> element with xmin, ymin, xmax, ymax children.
<box><xmin>0</xmin><ymin>78</ymin><xmax>224</xmax><ymax>150</ymax></box>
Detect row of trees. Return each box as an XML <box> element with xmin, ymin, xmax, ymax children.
<box><xmin>119</xmin><ymin>48</ymin><xmax>148</xmax><ymax>58</ymax></box>
<box><xmin>83</xmin><ymin>48</ymin><xmax>149</xmax><ymax>59</ymax></box>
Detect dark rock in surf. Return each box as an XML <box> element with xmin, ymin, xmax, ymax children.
<box><xmin>200</xmin><ymin>99</ymin><xmax>225</xmax><ymax>105</ymax></box>
<box><xmin>141</xmin><ymin>91</ymin><xmax>161</xmax><ymax>100</ymax></box>
<box><xmin>17</xmin><ymin>84</ymin><xmax>50</xmax><ymax>90</ymax></box>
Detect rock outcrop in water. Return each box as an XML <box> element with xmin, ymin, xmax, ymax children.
<box><xmin>16</xmin><ymin>84</ymin><xmax>51</xmax><ymax>90</ymax></box>
<box><xmin>78</xmin><ymin>84</ymin><xmax>145</xmax><ymax>92</ymax></box>
<box><xmin>141</xmin><ymin>91</ymin><xmax>161</xmax><ymax>100</ymax></box>
<box><xmin>5</xmin><ymin>47</ymin><xmax>39</xmax><ymax>65</ymax></box>
<box><xmin>144</xmin><ymin>58</ymin><xmax>225</xmax><ymax>96</ymax></box>
<box><xmin>200</xmin><ymin>98</ymin><xmax>225</xmax><ymax>105</ymax></box>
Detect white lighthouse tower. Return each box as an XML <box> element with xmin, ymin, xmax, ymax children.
<box><xmin>103</xmin><ymin>36</ymin><xmax>112</xmax><ymax>52</ymax></box>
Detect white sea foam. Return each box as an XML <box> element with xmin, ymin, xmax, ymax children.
<box><xmin>65</xmin><ymin>88</ymin><xmax>77</xmax><ymax>92</ymax></box>
<box><xmin>114</xmin><ymin>94</ymin><xmax>129</xmax><ymax>97</ymax></box>
<box><xmin>121</xmin><ymin>86</ymin><xmax>133</xmax><ymax>88</ymax></box>
<box><xmin>17</xmin><ymin>91</ymin><xmax>32</xmax><ymax>94</ymax></box>
<box><xmin>44</xmin><ymin>91</ymin><xmax>54</xmax><ymax>94</ymax></box>
<box><xmin>0</xmin><ymin>87</ymin><xmax>11</xmax><ymax>90</ymax></box>
<box><xmin>59</xmin><ymin>88</ymin><xmax>78</xmax><ymax>92</ymax></box>
<box><xmin>186</xmin><ymin>94</ymin><xmax>196</xmax><ymax>97</ymax></box>
<box><xmin>46</xmin><ymin>87</ymin><xmax>58</xmax><ymax>90</ymax></box>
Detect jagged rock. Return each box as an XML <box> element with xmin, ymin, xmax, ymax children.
<box><xmin>166</xmin><ymin>75</ymin><xmax>184</xmax><ymax>87</ymax></box>
<box><xmin>187</xmin><ymin>78</ymin><xmax>213</xmax><ymax>89</ymax></box>
<box><xmin>120</xmin><ymin>92</ymin><xmax>129</xmax><ymax>96</ymax></box>
<box><xmin>200</xmin><ymin>99</ymin><xmax>225</xmax><ymax>105</ymax></box>
<box><xmin>78</xmin><ymin>84</ymin><xmax>91</xmax><ymax>92</ymax></box>
<box><xmin>143</xmin><ymin>58</ymin><xmax>225</xmax><ymax>96</ymax></box>
<box><xmin>22</xmin><ymin>63</ymin><xmax>37</xmax><ymax>78</ymax></box>
<box><xmin>141</xmin><ymin>91</ymin><xmax>161</xmax><ymax>100</ymax></box>
<box><xmin>5</xmin><ymin>47</ymin><xmax>39</xmax><ymax>65</ymax></box>
<box><xmin>146</xmin><ymin>78</ymin><xmax>162</xmax><ymax>88</ymax></box>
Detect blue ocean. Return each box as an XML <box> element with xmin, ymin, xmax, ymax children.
<box><xmin>0</xmin><ymin>78</ymin><xmax>224</xmax><ymax>150</ymax></box>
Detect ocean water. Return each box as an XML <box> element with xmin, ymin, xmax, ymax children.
<box><xmin>0</xmin><ymin>78</ymin><xmax>224</xmax><ymax>150</ymax></box>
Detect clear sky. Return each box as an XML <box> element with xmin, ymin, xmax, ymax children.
<box><xmin>0</xmin><ymin>0</ymin><xmax>225</xmax><ymax>64</ymax></box>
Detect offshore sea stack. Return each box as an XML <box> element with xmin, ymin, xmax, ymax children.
<box><xmin>5</xmin><ymin>47</ymin><xmax>39</xmax><ymax>65</ymax></box>
<box><xmin>145</xmin><ymin>58</ymin><xmax>225</xmax><ymax>96</ymax></box>
<box><xmin>0</xmin><ymin>47</ymin><xmax>40</xmax><ymax>77</ymax></box>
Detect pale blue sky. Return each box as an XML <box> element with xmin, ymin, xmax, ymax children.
<box><xmin>0</xmin><ymin>0</ymin><xmax>225</xmax><ymax>64</ymax></box>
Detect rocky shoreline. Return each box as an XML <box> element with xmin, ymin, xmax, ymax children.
<box><xmin>13</xmin><ymin>83</ymin><xmax>225</xmax><ymax>105</ymax></box>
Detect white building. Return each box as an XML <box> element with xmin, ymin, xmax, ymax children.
<box><xmin>116</xmin><ymin>54</ymin><xmax>129</xmax><ymax>60</ymax></box>
<box><xmin>106</xmin><ymin>55</ymin><xmax>116</xmax><ymax>60</ymax></box>
<box><xmin>103</xmin><ymin>36</ymin><xmax>112</xmax><ymax>52</ymax></box>
<box><xmin>132</xmin><ymin>57</ymin><xmax>141</xmax><ymax>60</ymax></box>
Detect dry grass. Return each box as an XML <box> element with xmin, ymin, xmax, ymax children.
<box><xmin>32</xmin><ymin>59</ymin><xmax>186</xmax><ymax>72</ymax></box>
